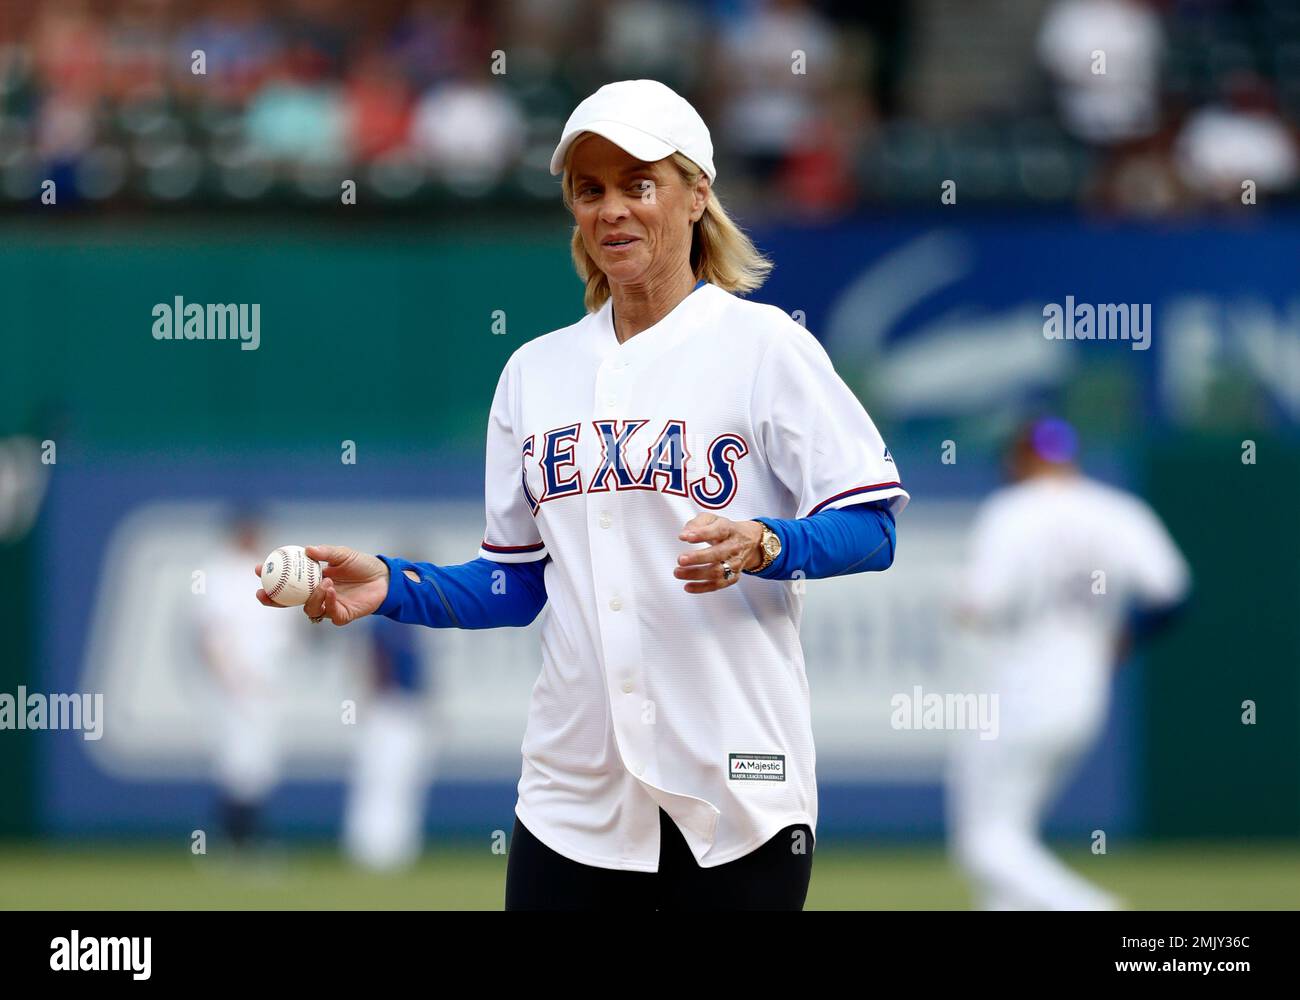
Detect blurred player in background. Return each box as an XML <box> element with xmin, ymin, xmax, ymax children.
<box><xmin>197</xmin><ymin>510</ymin><xmax>297</xmax><ymax>851</ymax></box>
<box><xmin>947</xmin><ymin>417</ymin><xmax>1192</xmax><ymax>910</ymax></box>
<box><xmin>343</xmin><ymin>611</ymin><xmax>435</xmax><ymax>872</ymax></box>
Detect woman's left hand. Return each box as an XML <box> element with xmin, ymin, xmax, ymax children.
<box><xmin>675</xmin><ymin>513</ymin><xmax>765</xmax><ymax>593</ymax></box>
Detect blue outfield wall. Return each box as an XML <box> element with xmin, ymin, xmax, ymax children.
<box><xmin>36</xmin><ymin>454</ymin><xmax>1138</xmax><ymax>843</ymax></box>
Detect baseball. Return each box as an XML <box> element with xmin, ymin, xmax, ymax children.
<box><xmin>259</xmin><ymin>545</ymin><xmax>324</xmax><ymax>607</ymax></box>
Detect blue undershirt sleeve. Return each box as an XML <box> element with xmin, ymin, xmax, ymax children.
<box><xmin>748</xmin><ymin>501</ymin><xmax>896</xmax><ymax>581</ymax></box>
<box><xmin>374</xmin><ymin>554</ymin><xmax>549</xmax><ymax>629</ymax></box>
<box><xmin>372</xmin><ymin>502</ymin><xmax>890</xmax><ymax>624</ymax></box>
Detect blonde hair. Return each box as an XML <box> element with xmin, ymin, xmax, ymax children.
<box><xmin>561</xmin><ymin>148</ymin><xmax>774</xmax><ymax>313</ymax></box>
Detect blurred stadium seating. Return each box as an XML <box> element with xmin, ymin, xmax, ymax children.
<box><xmin>0</xmin><ymin>0</ymin><xmax>1296</xmax><ymax>216</ymax></box>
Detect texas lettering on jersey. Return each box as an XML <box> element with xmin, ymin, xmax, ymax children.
<box><xmin>522</xmin><ymin>419</ymin><xmax>749</xmax><ymax>512</ymax></box>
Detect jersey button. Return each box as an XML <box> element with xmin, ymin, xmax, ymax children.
<box><xmin>599</xmin><ymin>511</ymin><xmax>612</xmax><ymax>529</ymax></box>
<box><xmin>605</xmin><ymin>395</ymin><xmax>618</xmax><ymax>407</ymax></box>
<box><xmin>609</xmin><ymin>597</ymin><xmax>623</xmax><ymax>611</ymax></box>
<box><xmin>621</xmin><ymin>679</ymin><xmax>634</xmax><ymax>694</ymax></box>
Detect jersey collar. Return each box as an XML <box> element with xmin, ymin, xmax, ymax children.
<box><xmin>595</xmin><ymin>279</ymin><xmax>712</xmax><ymax>365</ymax></box>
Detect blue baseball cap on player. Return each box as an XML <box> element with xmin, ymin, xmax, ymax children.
<box><xmin>1028</xmin><ymin>417</ymin><xmax>1078</xmax><ymax>463</ymax></box>
<box><xmin>549</xmin><ymin>79</ymin><xmax>717</xmax><ymax>183</ymax></box>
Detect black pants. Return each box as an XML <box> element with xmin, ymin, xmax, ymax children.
<box><xmin>505</xmin><ymin>807</ymin><xmax>813</xmax><ymax>911</ymax></box>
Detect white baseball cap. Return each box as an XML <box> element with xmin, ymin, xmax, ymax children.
<box><xmin>549</xmin><ymin>79</ymin><xmax>717</xmax><ymax>183</ymax></box>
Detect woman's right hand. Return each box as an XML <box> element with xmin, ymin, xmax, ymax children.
<box><xmin>254</xmin><ymin>544</ymin><xmax>389</xmax><ymax>626</ymax></box>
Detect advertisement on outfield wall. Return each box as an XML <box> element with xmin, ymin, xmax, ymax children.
<box><xmin>39</xmin><ymin>459</ymin><xmax>1136</xmax><ymax>838</ymax></box>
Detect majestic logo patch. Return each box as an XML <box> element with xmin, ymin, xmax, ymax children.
<box><xmin>728</xmin><ymin>753</ymin><xmax>785</xmax><ymax>781</ymax></box>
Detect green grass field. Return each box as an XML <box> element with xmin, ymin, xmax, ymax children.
<box><xmin>2</xmin><ymin>841</ymin><xmax>1298</xmax><ymax>909</ymax></box>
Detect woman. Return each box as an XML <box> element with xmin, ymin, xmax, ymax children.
<box><xmin>256</xmin><ymin>80</ymin><xmax>908</xmax><ymax>910</ymax></box>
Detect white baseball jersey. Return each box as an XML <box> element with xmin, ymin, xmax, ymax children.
<box><xmin>959</xmin><ymin>474</ymin><xmax>1190</xmax><ymax>742</ymax></box>
<box><xmin>479</xmin><ymin>281</ymin><xmax>907</xmax><ymax>870</ymax></box>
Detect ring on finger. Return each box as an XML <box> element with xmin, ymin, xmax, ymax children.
<box><xmin>721</xmin><ymin>560</ymin><xmax>734</xmax><ymax>581</ymax></box>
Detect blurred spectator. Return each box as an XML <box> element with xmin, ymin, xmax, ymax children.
<box><xmin>410</xmin><ymin>74</ymin><xmax>526</xmax><ymax>190</ymax></box>
<box><xmin>386</xmin><ymin>0</ymin><xmax>489</xmax><ymax>93</ymax></box>
<box><xmin>710</xmin><ymin>0</ymin><xmax>839</xmax><ymax>182</ymax></box>
<box><xmin>31</xmin><ymin>0</ymin><xmax>105</xmax><ymax>100</ymax></box>
<box><xmin>103</xmin><ymin>0</ymin><xmax>172</xmax><ymax>103</ymax></box>
<box><xmin>497</xmin><ymin>0</ymin><xmax>587</xmax><ymax>91</ymax></box>
<box><xmin>34</xmin><ymin>89</ymin><xmax>96</xmax><ymax>163</ymax></box>
<box><xmin>344</xmin><ymin>43</ymin><xmax>415</xmax><ymax>161</ymax></box>
<box><xmin>598</xmin><ymin>0</ymin><xmax>706</xmax><ymax>94</ymax></box>
<box><xmin>30</xmin><ymin>0</ymin><xmax>103</xmax><ymax>164</ymax></box>
<box><xmin>775</xmin><ymin>92</ymin><xmax>868</xmax><ymax>219</ymax></box>
<box><xmin>904</xmin><ymin>0</ymin><xmax>1044</xmax><ymax>121</ymax></box>
<box><xmin>279</xmin><ymin>0</ymin><xmax>349</xmax><ymax>81</ymax></box>
<box><xmin>1037</xmin><ymin>0</ymin><xmax>1164</xmax><ymax>145</ymax></box>
<box><xmin>244</xmin><ymin>81</ymin><xmax>346</xmax><ymax>163</ymax></box>
<box><xmin>1174</xmin><ymin>72</ymin><xmax>1300</xmax><ymax>205</ymax></box>
<box><xmin>175</xmin><ymin>0</ymin><xmax>283</xmax><ymax>104</ymax></box>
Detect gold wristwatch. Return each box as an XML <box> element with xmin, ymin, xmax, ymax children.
<box><xmin>747</xmin><ymin>522</ymin><xmax>782</xmax><ymax>574</ymax></box>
